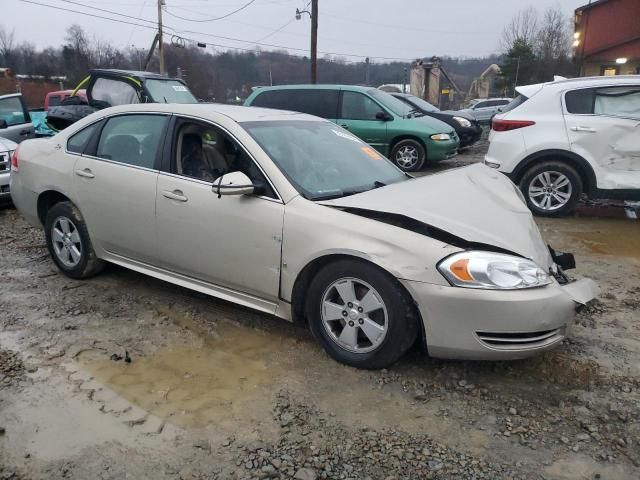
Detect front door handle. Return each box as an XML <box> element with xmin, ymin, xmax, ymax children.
<box><xmin>74</xmin><ymin>168</ymin><xmax>95</xmax><ymax>179</ymax></box>
<box><xmin>339</xmin><ymin>124</ymin><xmax>350</xmax><ymax>129</ymax></box>
<box><xmin>571</xmin><ymin>126</ymin><xmax>596</xmax><ymax>133</ymax></box>
<box><xmin>162</xmin><ymin>190</ymin><xmax>188</xmax><ymax>202</ymax></box>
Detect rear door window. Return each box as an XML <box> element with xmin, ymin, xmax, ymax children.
<box><xmin>96</xmin><ymin>114</ymin><xmax>167</xmax><ymax>169</ymax></box>
<box><xmin>566</xmin><ymin>86</ymin><xmax>640</xmax><ymax>119</ymax></box>
<box><xmin>252</xmin><ymin>89</ymin><xmax>338</xmax><ymax>118</ymax></box>
<box><xmin>67</xmin><ymin>122</ymin><xmax>100</xmax><ymax>154</ymax></box>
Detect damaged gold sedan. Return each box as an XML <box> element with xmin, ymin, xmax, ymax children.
<box><xmin>10</xmin><ymin>103</ymin><xmax>599</xmax><ymax>368</ymax></box>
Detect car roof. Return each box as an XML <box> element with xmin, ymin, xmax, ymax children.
<box><xmin>516</xmin><ymin>75</ymin><xmax>640</xmax><ymax>97</ymax></box>
<box><xmin>94</xmin><ymin>102</ymin><xmax>323</xmax><ymax>123</ymax></box>
<box><xmin>252</xmin><ymin>84</ymin><xmax>374</xmax><ymax>93</ymax></box>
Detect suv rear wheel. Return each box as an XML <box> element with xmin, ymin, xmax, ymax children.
<box><xmin>519</xmin><ymin>161</ymin><xmax>582</xmax><ymax>217</ymax></box>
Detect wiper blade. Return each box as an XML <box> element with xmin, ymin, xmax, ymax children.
<box><xmin>373</xmin><ymin>181</ymin><xmax>386</xmax><ymax>188</ymax></box>
<box><xmin>407</xmin><ymin>108</ymin><xmax>424</xmax><ymax>118</ymax></box>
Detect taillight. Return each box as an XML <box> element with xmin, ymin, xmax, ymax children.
<box><xmin>491</xmin><ymin>119</ymin><xmax>535</xmax><ymax>132</ymax></box>
<box><xmin>11</xmin><ymin>145</ymin><xmax>19</xmax><ymax>172</ymax></box>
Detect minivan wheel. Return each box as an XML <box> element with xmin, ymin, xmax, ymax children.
<box><xmin>519</xmin><ymin>161</ymin><xmax>582</xmax><ymax>217</ymax></box>
<box><xmin>44</xmin><ymin>201</ymin><xmax>105</xmax><ymax>279</ymax></box>
<box><xmin>390</xmin><ymin>139</ymin><xmax>426</xmax><ymax>171</ymax></box>
<box><xmin>306</xmin><ymin>260</ymin><xmax>418</xmax><ymax>369</ymax></box>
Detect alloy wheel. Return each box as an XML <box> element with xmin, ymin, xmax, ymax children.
<box><xmin>395</xmin><ymin>146</ymin><xmax>419</xmax><ymax>169</ymax></box>
<box><xmin>51</xmin><ymin>216</ymin><xmax>83</xmax><ymax>268</ymax></box>
<box><xmin>528</xmin><ymin>171</ymin><xmax>572</xmax><ymax>211</ymax></box>
<box><xmin>320</xmin><ymin>277</ymin><xmax>388</xmax><ymax>354</ymax></box>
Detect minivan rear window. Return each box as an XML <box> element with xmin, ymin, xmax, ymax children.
<box><xmin>251</xmin><ymin>89</ymin><xmax>339</xmax><ymax>119</ymax></box>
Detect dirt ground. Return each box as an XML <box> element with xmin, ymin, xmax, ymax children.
<box><xmin>1</xmin><ymin>134</ymin><xmax>640</xmax><ymax>480</ymax></box>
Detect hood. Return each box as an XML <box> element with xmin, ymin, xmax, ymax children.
<box><xmin>411</xmin><ymin>115</ymin><xmax>455</xmax><ymax>135</ymax></box>
<box><xmin>440</xmin><ymin>110</ymin><xmax>473</xmax><ymax>120</ymax></box>
<box><xmin>323</xmin><ymin>163</ymin><xmax>553</xmax><ymax>268</ymax></box>
<box><xmin>0</xmin><ymin>136</ymin><xmax>18</xmax><ymax>152</ymax></box>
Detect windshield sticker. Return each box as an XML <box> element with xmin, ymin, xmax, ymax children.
<box><xmin>361</xmin><ymin>146</ymin><xmax>382</xmax><ymax>160</ymax></box>
<box><xmin>331</xmin><ymin>129</ymin><xmax>360</xmax><ymax>143</ymax></box>
<box><xmin>172</xmin><ymin>85</ymin><xmax>188</xmax><ymax>92</ymax></box>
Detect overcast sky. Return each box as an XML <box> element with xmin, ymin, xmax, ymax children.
<box><xmin>6</xmin><ymin>0</ymin><xmax>587</xmax><ymax>61</ymax></box>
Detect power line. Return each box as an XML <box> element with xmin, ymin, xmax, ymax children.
<box><xmin>57</xmin><ymin>0</ymin><xmax>156</xmax><ymax>24</ymax></box>
<box><xmin>163</xmin><ymin>0</ymin><xmax>258</xmax><ymax>22</ymax></box>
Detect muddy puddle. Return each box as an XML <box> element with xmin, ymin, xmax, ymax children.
<box><xmin>539</xmin><ymin>217</ymin><xmax>640</xmax><ymax>259</ymax></box>
<box><xmin>76</xmin><ymin>322</ymin><xmax>287</xmax><ymax>428</ymax></box>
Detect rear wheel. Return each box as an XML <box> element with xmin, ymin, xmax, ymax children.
<box><xmin>390</xmin><ymin>139</ymin><xmax>426</xmax><ymax>171</ymax></box>
<box><xmin>44</xmin><ymin>201</ymin><xmax>105</xmax><ymax>279</ymax></box>
<box><xmin>306</xmin><ymin>260</ymin><xmax>418</xmax><ymax>369</ymax></box>
<box><xmin>519</xmin><ymin>161</ymin><xmax>582</xmax><ymax>217</ymax></box>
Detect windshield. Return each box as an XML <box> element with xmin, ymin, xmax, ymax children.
<box><xmin>144</xmin><ymin>79</ymin><xmax>198</xmax><ymax>103</ymax></box>
<box><xmin>241</xmin><ymin>120</ymin><xmax>407</xmax><ymax>200</ymax></box>
<box><xmin>368</xmin><ymin>89</ymin><xmax>413</xmax><ymax>117</ymax></box>
<box><xmin>403</xmin><ymin>95</ymin><xmax>440</xmax><ymax>112</ymax></box>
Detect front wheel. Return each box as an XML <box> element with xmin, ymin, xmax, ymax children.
<box><xmin>390</xmin><ymin>139</ymin><xmax>426</xmax><ymax>171</ymax></box>
<box><xmin>305</xmin><ymin>260</ymin><xmax>418</xmax><ymax>369</ymax></box>
<box><xmin>519</xmin><ymin>161</ymin><xmax>582</xmax><ymax>217</ymax></box>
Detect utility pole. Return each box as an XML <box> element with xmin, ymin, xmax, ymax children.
<box><xmin>310</xmin><ymin>0</ymin><xmax>318</xmax><ymax>84</ymax></box>
<box><xmin>157</xmin><ymin>0</ymin><xmax>166</xmax><ymax>75</ymax></box>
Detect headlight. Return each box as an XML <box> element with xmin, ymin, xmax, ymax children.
<box><xmin>438</xmin><ymin>251</ymin><xmax>551</xmax><ymax>290</ymax></box>
<box><xmin>430</xmin><ymin>133</ymin><xmax>451</xmax><ymax>141</ymax></box>
<box><xmin>453</xmin><ymin>116</ymin><xmax>472</xmax><ymax>128</ymax></box>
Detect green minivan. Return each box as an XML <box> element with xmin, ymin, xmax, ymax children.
<box><xmin>244</xmin><ymin>85</ymin><xmax>459</xmax><ymax>171</ymax></box>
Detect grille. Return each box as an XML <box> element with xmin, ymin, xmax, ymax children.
<box><xmin>476</xmin><ymin>329</ymin><xmax>563</xmax><ymax>350</ymax></box>
<box><xmin>0</xmin><ymin>152</ymin><xmax>9</xmax><ymax>172</ymax></box>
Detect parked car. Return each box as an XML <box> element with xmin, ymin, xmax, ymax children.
<box><xmin>0</xmin><ymin>93</ymin><xmax>35</xmax><ymax>143</ymax></box>
<box><xmin>389</xmin><ymin>92</ymin><xmax>482</xmax><ymax>148</ymax></box>
<box><xmin>486</xmin><ymin>75</ymin><xmax>640</xmax><ymax>217</ymax></box>
<box><xmin>11</xmin><ymin>103</ymin><xmax>598</xmax><ymax>368</ymax></box>
<box><xmin>44</xmin><ymin>89</ymin><xmax>87</xmax><ymax>110</ymax></box>
<box><xmin>47</xmin><ymin>69</ymin><xmax>197</xmax><ymax>131</ymax></box>
<box><xmin>244</xmin><ymin>85</ymin><xmax>459</xmax><ymax>171</ymax></box>
<box><xmin>0</xmin><ymin>136</ymin><xmax>17</xmax><ymax>201</ymax></box>
<box><xmin>458</xmin><ymin>97</ymin><xmax>512</xmax><ymax>123</ymax></box>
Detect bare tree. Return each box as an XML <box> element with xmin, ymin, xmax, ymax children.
<box><xmin>0</xmin><ymin>26</ymin><xmax>17</xmax><ymax>67</ymax></box>
<box><xmin>536</xmin><ymin>6</ymin><xmax>572</xmax><ymax>61</ymax></box>
<box><xmin>500</xmin><ymin>7</ymin><xmax>539</xmax><ymax>52</ymax></box>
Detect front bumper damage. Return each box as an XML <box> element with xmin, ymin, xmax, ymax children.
<box><xmin>401</xmin><ymin>256</ymin><xmax>599</xmax><ymax>360</ymax></box>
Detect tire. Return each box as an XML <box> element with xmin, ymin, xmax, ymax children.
<box><xmin>44</xmin><ymin>201</ymin><xmax>105</xmax><ymax>279</ymax></box>
<box><xmin>519</xmin><ymin>161</ymin><xmax>582</xmax><ymax>217</ymax></box>
<box><xmin>390</xmin><ymin>139</ymin><xmax>426</xmax><ymax>171</ymax></box>
<box><xmin>305</xmin><ymin>259</ymin><xmax>418</xmax><ymax>369</ymax></box>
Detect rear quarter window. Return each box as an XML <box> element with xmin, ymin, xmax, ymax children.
<box><xmin>251</xmin><ymin>89</ymin><xmax>338</xmax><ymax>118</ymax></box>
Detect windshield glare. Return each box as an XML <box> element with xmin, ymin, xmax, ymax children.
<box><xmin>368</xmin><ymin>89</ymin><xmax>413</xmax><ymax>117</ymax></box>
<box><xmin>242</xmin><ymin>120</ymin><xmax>407</xmax><ymax>200</ymax></box>
<box><xmin>144</xmin><ymin>79</ymin><xmax>198</xmax><ymax>103</ymax></box>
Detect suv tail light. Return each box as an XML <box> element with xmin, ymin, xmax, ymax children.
<box><xmin>491</xmin><ymin>119</ymin><xmax>535</xmax><ymax>132</ymax></box>
<box><xmin>10</xmin><ymin>145</ymin><xmax>19</xmax><ymax>172</ymax></box>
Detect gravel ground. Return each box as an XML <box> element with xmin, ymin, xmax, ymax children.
<box><xmin>1</xmin><ymin>134</ymin><xmax>639</xmax><ymax>479</ymax></box>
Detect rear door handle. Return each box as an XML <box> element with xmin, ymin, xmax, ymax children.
<box><xmin>74</xmin><ymin>168</ymin><xmax>95</xmax><ymax>179</ymax></box>
<box><xmin>571</xmin><ymin>126</ymin><xmax>596</xmax><ymax>133</ymax></box>
<box><xmin>162</xmin><ymin>189</ymin><xmax>188</xmax><ymax>202</ymax></box>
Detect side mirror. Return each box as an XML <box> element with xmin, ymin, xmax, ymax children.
<box><xmin>376</xmin><ymin>111</ymin><xmax>392</xmax><ymax>121</ymax></box>
<box><xmin>212</xmin><ymin>171</ymin><xmax>255</xmax><ymax>197</ymax></box>
<box><xmin>0</xmin><ymin>119</ymin><xmax>7</xmax><ymax>129</ymax></box>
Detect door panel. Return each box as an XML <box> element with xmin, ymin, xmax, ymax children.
<box><xmin>338</xmin><ymin>91</ymin><xmax>389</xmax><ymax>153</ymax></box>
<box><xmin>155</xmin><ymin>174</ymin><xmax>284</xmax><ymax>301</ymax></box>
<box><xmin>564</xmin><ymin>86</ymin><xmax>640</xmax><ymax>190</ymax></box>
<box><xmin>73</xmin><ymin>156</ymin><xmax>159</xmax><ymax>261</ymax></box>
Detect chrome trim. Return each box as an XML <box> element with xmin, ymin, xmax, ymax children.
<box><xmin>475</xmin><ymin>328</ymin><xmax>564</xmax><ymax>351</ymax></box>
<box><xmin>78</xmin><ymin>154</ymin><xmax>160</xmax><ymax>174</ymax></box>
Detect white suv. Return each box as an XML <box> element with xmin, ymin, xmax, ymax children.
<box><xmin>485</xmin><ymin>76</ymin><xmax>640</xmax><ymax>216</ymax></box>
